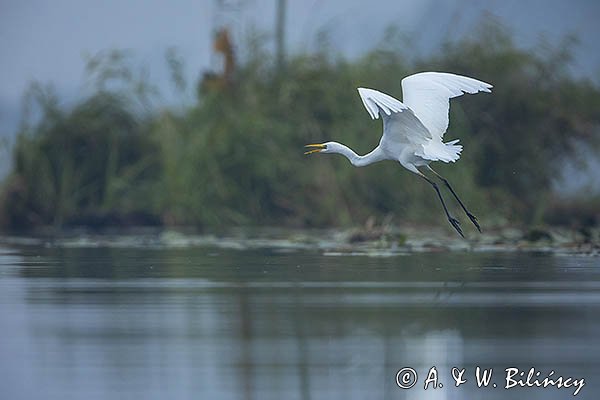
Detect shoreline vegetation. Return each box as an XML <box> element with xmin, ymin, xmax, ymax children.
<box><xmin>1</xmin><ymin>225</ymin><xmax>599</xmax><ymax>256</ymax></box>
<box><xmin>1</xmin><ymin>21</ymin><xmax>599</xmax><ymax>235</ymax></box>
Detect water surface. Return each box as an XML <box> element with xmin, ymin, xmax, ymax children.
<box><xmin>0</xmin><ymin>241</ymin><xmax>598</xmax><ymax>399</ymax></box>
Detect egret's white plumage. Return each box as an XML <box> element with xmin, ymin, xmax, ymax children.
<box><xmin>401</xmin><ymin>72</ymin><xmax>492</xmax><ymax>140</ymax></box>
<box><xmin>305</xmin><ymin>71</ymin><xmax>493</xmax><ymax>236</ymax></box>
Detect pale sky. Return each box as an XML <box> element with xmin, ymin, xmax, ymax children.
<box><xmin>1</xmin><ymin>0</ymin><xmax>598</xmax><ymax>130</ymax></box>
<box><xmin>1</xmin><ymin>0</ymin><xmax>599</xmax><ymax>185</ymax></box>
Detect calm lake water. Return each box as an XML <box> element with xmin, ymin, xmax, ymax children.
<box><xmin>0</xmin><ymin>238</ymin><xmax>599</xmax><ymax>399</ymax></box>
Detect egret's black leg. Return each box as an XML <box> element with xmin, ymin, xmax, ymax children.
<box><xmin>427</xmin><ymin>166</ymin><xmax>481</xmax><ymax>233</ymax></box>
<box><xmin>419</xmin><ymin>173</ymin><xmax>464</xmax><ymax>238</ymax></box>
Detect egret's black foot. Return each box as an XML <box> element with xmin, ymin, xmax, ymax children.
<box><xmin>448</xmin><ymin>216</ymin><xmax>464</xmax><ymax>238</ymax></box>
<box><xmin>467</xmin><ymin>212</ymin><xmax>481</xmax><ymax>233</ymax></box>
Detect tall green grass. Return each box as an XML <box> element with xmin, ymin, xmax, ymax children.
<box><xmin>1</xmin><ymin>21</ymin><xmax>599</xmax><ymax>230</ymax></box>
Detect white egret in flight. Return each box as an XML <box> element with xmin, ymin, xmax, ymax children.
<box><xmin>305</xmin><ymin>72</ymin><xmax>492</xmax><ymax>237</ymax></box>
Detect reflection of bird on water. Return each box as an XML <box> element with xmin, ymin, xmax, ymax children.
<box><xmin>305</xmin><ymin>72</ymin><xmax>492</xmax><ymax>237</ymax></box>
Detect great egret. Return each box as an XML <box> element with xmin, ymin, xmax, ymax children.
<box><xmin>305</xmin><ymin>72</ymin><xmax>492</xmax><ymax>237</ymax></box>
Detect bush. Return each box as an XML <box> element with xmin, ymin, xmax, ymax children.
<box><xmin>2</xmin><ymin>21</ymin><xmax>599</xmax><ymax>230</ymax></box>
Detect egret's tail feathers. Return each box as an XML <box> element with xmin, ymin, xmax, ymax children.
<box><xmin>420</xmin><ymin>139</ymin><xmax>463</xmax><ymax>163</ymax></box>
<box><xmin>443</xmin><ymin>140</ymin><xmax>463</xmax><ymax>163</ymax></box>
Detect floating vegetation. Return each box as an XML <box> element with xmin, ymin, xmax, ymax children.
<box><xmin>0</xmin><ymin>226</ymin><xmax>597</xmax><ymax>257</ymax></box>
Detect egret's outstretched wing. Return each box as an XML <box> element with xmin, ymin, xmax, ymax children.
<box><xmin>357</xmin><ymin>87</ymin><xmax>431</xmax><ymax>146</ymax></box>
<box><xmin>401</xmin><ymin>72</ymin><xmax>492</xmax><ymax>140</ymax></box>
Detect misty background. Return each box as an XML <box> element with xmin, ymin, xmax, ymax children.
<box><xmin>1</xmin><ymin>0</ymin><xmax>599</xmax><ymax>231</ymax></box>
<box><xmin>2</xmin><ymin>0</ymin><xmax>599</xmax><ymax>176</ymax></box>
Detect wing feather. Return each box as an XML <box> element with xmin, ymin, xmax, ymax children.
<box><xmin>357</xmin><ymin>87</ymin><xmax>407</xmax><ymax>118</ymax></box>
<box><xmin>357</xmin><ymin>87</ymin><xmax>432</xmax><ymax>146</ymax></box>
<box><xmin>401</xmin><ymin>72</ymin><xmax>492</xmax><ymax>140</ymax></box>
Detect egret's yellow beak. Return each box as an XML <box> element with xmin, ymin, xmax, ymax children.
<box><xmin>304</xmin><ymin>143</ymin><xmax>326</xmax><ymax>155</ymax></box>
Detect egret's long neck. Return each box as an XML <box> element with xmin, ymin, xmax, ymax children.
<box><xmin>331</xmin><ymin>143</ymin><xmax>385</xmax><ymax>167</ymax></box>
